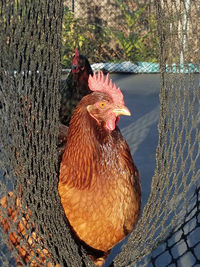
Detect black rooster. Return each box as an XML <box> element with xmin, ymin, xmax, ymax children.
<box><xmin>58</xmin><ymin>48</ymin><xmax>93</xmax><ymax>158</ymax></box>
<box><xmin>59</xmin><ymin>48</ymin><xmax>93</xmax><ymax>126</ymax></box>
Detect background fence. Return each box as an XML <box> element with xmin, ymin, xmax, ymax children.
<box><xmin>61</xmin><ymin>0</ymin><xmax>199</xmax><ymax>74</ymax></box>
<box><xmin>0</xmin><ymin>0</ymin><xmax>200</xmax><ymax>266</ymax></box>
<box><xmin>61</xmin><ymin>0</ymin><xmax>159</xmax><ymax>72</ymax></box>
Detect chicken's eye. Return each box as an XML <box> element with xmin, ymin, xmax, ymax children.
<box><xmin>99</xmin><ymin>102</ymin><xmax>106</xmax><ymax>108</ymax></box>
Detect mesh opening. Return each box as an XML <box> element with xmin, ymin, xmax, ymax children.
<box><xmin>1</xmin><ymin>0</ymin><xmax>200</xmax><ymax>266</ymax></box>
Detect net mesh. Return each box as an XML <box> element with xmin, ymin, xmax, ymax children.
<box><xmin>0</xmin><ymin>0</ymin><xmax>200</xmax><ymax>266</ymax></box>
<box><xmin>0</xmin><ymin>1</ymin><xmax>88</xmax><ymax>266</ymax></box>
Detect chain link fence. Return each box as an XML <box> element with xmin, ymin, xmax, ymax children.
<box><xmin>62</xmin><ymin>0</ymin><xmax>159</xmax><ymax>73</ymax></box>
<box><xmin>0</xmin><ymin>0</ymin><xmax>200</xmax><ymax>266</ymax></box>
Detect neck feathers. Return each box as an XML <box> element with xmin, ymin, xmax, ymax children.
<box><xmin>59</xmin><ymin>104</ymin><xmax>124</xmax><ymax>190</ymax></box>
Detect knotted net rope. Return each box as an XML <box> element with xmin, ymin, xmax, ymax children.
<box><xmin>113</xmin><ymin>1</ymin><xmax>200</xmax><ymax>266</ymax></box>
<box><xmin>0</xmin><ymin>0</ymin><xmax>200</xmax><ymax>266</ymax></box>
<box><xmin>0</xmin><ymin>1</ymin><xmax>89</xmax><ymax>266</ymax></box>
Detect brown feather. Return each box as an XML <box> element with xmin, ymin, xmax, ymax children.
<box><xmin>58</xmin><ymin>92</ymin><xmax>141</xmax><ymax>260</ymax></box>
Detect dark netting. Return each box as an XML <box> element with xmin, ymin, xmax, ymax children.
<box><xmin>0</xmin><ymin>0</ymin><xmax>200</xmax><ymax>267</ymax></box>
<box><xmin>0</xmin><ymin>1</ymin><xmax>90</xmax><ymax>266</ymax></box>
<box><xmin>111</xmin><ymin>0</ymin><xmax>200</xmax><ymax>266</ymax></box>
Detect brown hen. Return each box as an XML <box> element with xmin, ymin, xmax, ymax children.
<box><xmin>58</xmin><ymin>71</ymin><xmax>141</xmax><ymax>265</ymax></box>
<box><xmin>1</xmin><ymin>71</ymin><xmax>141</xmax><ymax>266</ymax></box>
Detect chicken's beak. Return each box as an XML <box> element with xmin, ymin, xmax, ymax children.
<box><xmin>112</xmin><ymin>106</ymin><xmax>131</xmax><ymax>116</ymax></box>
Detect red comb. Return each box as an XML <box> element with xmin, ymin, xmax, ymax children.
<box><xmin>75</xmin><ymin>48</ymin><xmax>79</xmax><ymax>57</ymax></box>
<box><xmin>73</xmin><ymin>48</ymin><xmax>79</xmax><ymax>65</ymax></box>
<box><xmin>88</xmin><ymin>71</ymin><xmax>124</xmax><ymax>105</ymax></box>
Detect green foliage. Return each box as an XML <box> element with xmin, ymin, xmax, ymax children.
<box><xmin>109</xmin><ymin>0</ymin><xmax>159</xmax><ymax>62</ymax></box>
<box><xmin>61</xmin><ymin>7</ymin><xmax>115</xmax><ymax>68</ymax></box>
<box><xmin>62</xmin><ymin>7</ymin><xmax>90</xmax><ymax>67</ymax></box>
<box><xmin>61</xmin><ymin>3</ymin><xmax>159</xmax><ymax>68</ymax></box>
